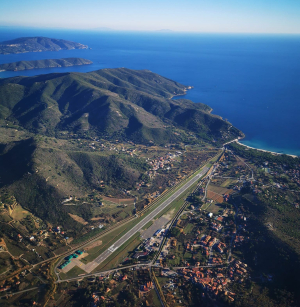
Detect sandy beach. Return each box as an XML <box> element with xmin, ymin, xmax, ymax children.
<box><xmin>235</xmin><ymin>140</ymin><xmax>298</xmax><ymax>158</ymax></box>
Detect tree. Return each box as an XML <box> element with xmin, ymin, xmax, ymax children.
<box><xmin>118</xmin><ymin>290</ymin><xmax>136</xmax><ymax>307</ymax></box>
<box><xmin>170</xmin><ymin>227</ymin><xmax>181</xmax><ymax>238</ymax></box>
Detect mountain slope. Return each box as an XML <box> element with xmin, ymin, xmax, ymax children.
<box><xmin>0</xmin><ymin>136</ymin><xmax>149</xmax><ymax>227</ymax></box>
<box><xmin>0</xmin><ymin>68</ymin><xmax>242</xmax><ymax>145</ymax></box>
<box><xmin>0</xmin><ymin>68</ymin><xmax>243</xmax><ymax>230</ymax></box>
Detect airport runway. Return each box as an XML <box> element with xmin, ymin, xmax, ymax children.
<box><xmin>86</xmin><ymin>166</ymin><xmax>209</xmax><ymax>272</ymax></box>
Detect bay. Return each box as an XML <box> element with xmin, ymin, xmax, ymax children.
<box><xmin>0</xmin><ymin>27</ymin><xmax>299</xmax><ymax>155</ymax></box>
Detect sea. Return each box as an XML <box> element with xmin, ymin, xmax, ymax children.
<box><xmin>0</xmin><ymin>27</ymin><xmax>300</xmax><ymax>156</ymax></box>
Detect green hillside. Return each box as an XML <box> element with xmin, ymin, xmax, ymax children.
<box><xmin>0</xmin><ymin>68</ymin><xmax>242</xmax><ymax>145</ymax></box>
<box><xmin>0</xmin><ymin>58</ymin><xmax>93</xmax><ymax>71</ymax></box>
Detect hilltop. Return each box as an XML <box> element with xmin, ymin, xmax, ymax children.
<box><xmin>0</xmin><ymin>36</ymin><xmax>88</xmax><ymax>54</ymax></box>
<box><xmin>0</xmin><ymin>58</ymin><xmax>93</xmax><ymax>71</ymax></box>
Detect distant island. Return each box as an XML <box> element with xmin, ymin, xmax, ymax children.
<box><xmin>0</xmin><ymin>37</ymin><xmax>88</xmax><ymax>54</ymax></box>
<box><xmin>0</xmin><ymin>58</ymin><xmax>93</xmax><ymax>72</ymax></box>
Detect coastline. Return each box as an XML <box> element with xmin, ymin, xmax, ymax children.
<box><xmin>169</xmin><ymin>86</ymin><xmax>193</xmax><ymax>99</ymax></box>
<box><xmin>235</xmin><ymin>139</ymin><xmax>298</xmax><ymax>158</ymax></box>
<box><xmin>171</xmin><ymin>87</ymin><xmax>213</xmax><ymax>114</ymax></box>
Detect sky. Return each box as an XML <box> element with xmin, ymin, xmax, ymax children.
<box><xmin>1</xmin><ymin>0</ymin><xmax>300</xmax><ymax>34</ymax></box>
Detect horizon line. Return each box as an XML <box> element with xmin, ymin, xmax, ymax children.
<box><xmin>0</xmin><ymin>25</ymin><xmax>300</xmax><ymax>36</ymax></box>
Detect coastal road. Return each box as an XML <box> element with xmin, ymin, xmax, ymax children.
<box><xmin>87</xmin><ymin>166</ymin><xmax>209</xmax><ymax>271</ymax></box>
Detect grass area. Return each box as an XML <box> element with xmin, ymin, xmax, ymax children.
<box><xmin>208</xmin><ymin>183</ymin><xmax>233</xmax><ymax>195</ymax></box>
<box><xmin>208</xmin><ymin>203</ymin><xmax>225</xmax><ymax>215</ymax></box>
<box><xmin>5</xmin><ymin>240</ymin><xmax>24</xmax><ymax>257</ymax></box>
<box><xmin>0</xmin><ymin>213</ymin><xmax>12</xmax><ymax>222</ymax></box>
<box><xmin>154</xmin><ymin>179</ymin><xmax>199</xmax><ymax>220</ymax></box>
<box><xmin>59</xmin><ymin>265</ymin><xmax>86</xmax><ymax>280</ymax></box>
<box><xmin>10</xmin><ymin>204</ymin><xmax>30</xmax><ymax>220</ymax></box>
<box><xmin>201</xmin><ymin>201</ymin><xmax>213</xmax><ymax>211</ymax></box>
<box><xmin>92</xmin><ymin>203</ymin><xmax>134</xmax><ymax>219</ymax></box>
<box><xmin>71</xmin><ymin>227</ymin><xmax>104</xmax><ymax>245</ymax></box>
<box><xmin>183</xmin><ymin>223</ymin><xmax>194</xmax><ymax>234</ymax></box>
<box><xmin>93</xmin><ymin>232</ymin><xmax>141</xmax><ymax>272</ymax></box>
<box><xmin>80</xmin><ymin>218</ymin><xmax>143</xmax><ymax>264</ymax></box>
<box><xmin>156</xmin><ymin>276</ymin><xmax>169</xmax><ymax>286</ymax></box>
<box><xmin>183</xmin><ymin>251</ymin><xmax>193</xmax><ymax>260</ymax></box>
<box><xmin>149</xmin><ymin>289</ymin><xmax>162</xmax><ymax>307</ymax></box>
<box><xmin>220</xmin><ymin>178</ymin><xmax>236</xmax><ymax>188</ymax></box>
<box><xmin>142</xmin><ymin>221</ymin><xmax>153</xmax><ymax>230</ymax></box>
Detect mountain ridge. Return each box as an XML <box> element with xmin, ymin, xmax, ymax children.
<box><xmin>0</xmin><ymin>68</ymin><xmax>242</xmax><ymax>145</ymax></box>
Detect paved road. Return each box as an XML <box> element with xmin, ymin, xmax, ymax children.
<box><xmin>90</xmin><ymin>167</ymin><xmax>209</xmax><ymax>269</ymax></box>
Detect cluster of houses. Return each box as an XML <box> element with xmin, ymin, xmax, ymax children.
<box><xmin>228</xmin><ymin>259</ymin><xmax>248</xmax><ymax>282</ymax></box>
<box><xmin>11</xmin><ymin>216</ymin><xmax>67</xmax><ymax>251</ymax></box>
<box><xmin>148</xmin><ymin>152</ymin><xmax>181</xmax><ymax>174</ymax></box>
<box><xmin>201</xmin><ymin>235</ymin><xmax>217</xmax><ymax>248</ymax></box>
<box><xmin>211</xmin><ymin>256</ymin><xmax>224</xmax><ymax>265</ymax></box>
<box><xmin>16</xmin><ymin>228</ymin><xmax>54</xmax><ymax>246</ymax></box>
<box><xmin>211</xmin><ymin>221</ymin><xmax>222</xmax><ymax>232</ymax></box>
<box><xmin>216</xmin><ymin>242</ymin><xmax>226</xmax><ymax>254</ymax></box>
<box><xmin>179</xmin><ymin>267</ymin><xmax>236</xmax><ymax>302</ymax></box>
<box><xmin>288</xmin><ymin>168</ymin><xmax>300</xmax><ymax>186</ymax></box>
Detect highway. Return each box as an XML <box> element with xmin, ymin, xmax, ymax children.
<box><xmin>89</xmin><ymin>166</ymin><xmax>209</xmax><ymax>269</ymax></box>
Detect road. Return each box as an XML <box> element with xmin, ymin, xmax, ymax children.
<box><xmin>88</xmin><ymin>166</ymin><xmax>209</xmax><ymax>270</ymax></box>
<box><xmin>0</xmin><ymin>287</ymin><xmax>39</xmax><ymax>299</ymax></box>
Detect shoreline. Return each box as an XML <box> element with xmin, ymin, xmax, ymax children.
<box><xmin>170</xmin><ymin>87</ymin><xmax>213</xmax><ymax>114</ymax></box>
<box><xmin>235</xmin><ymin>140</ymin><xmax>298</xmax><ymax>158</ymax></box>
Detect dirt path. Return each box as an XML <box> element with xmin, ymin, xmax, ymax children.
<box><xmin>102</xmin><ymin>196</ymin><xmax>135</xmax><ymax>205</ymax></box>
<box><xmin>68</xmin><ymin>214</ymin><xmax>88</xmax><ymax>225</ymax></box>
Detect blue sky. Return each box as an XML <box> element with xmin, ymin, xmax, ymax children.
<box><xmin>1</xmin><ymin>0</ymin><xmax>300</xmax><ymax>33</ymax></box>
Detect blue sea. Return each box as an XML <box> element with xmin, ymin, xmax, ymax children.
<box><xmin>0</xmin><ymin>27</ymin><xmax>300</xmax><ymax>156</ymax></box>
